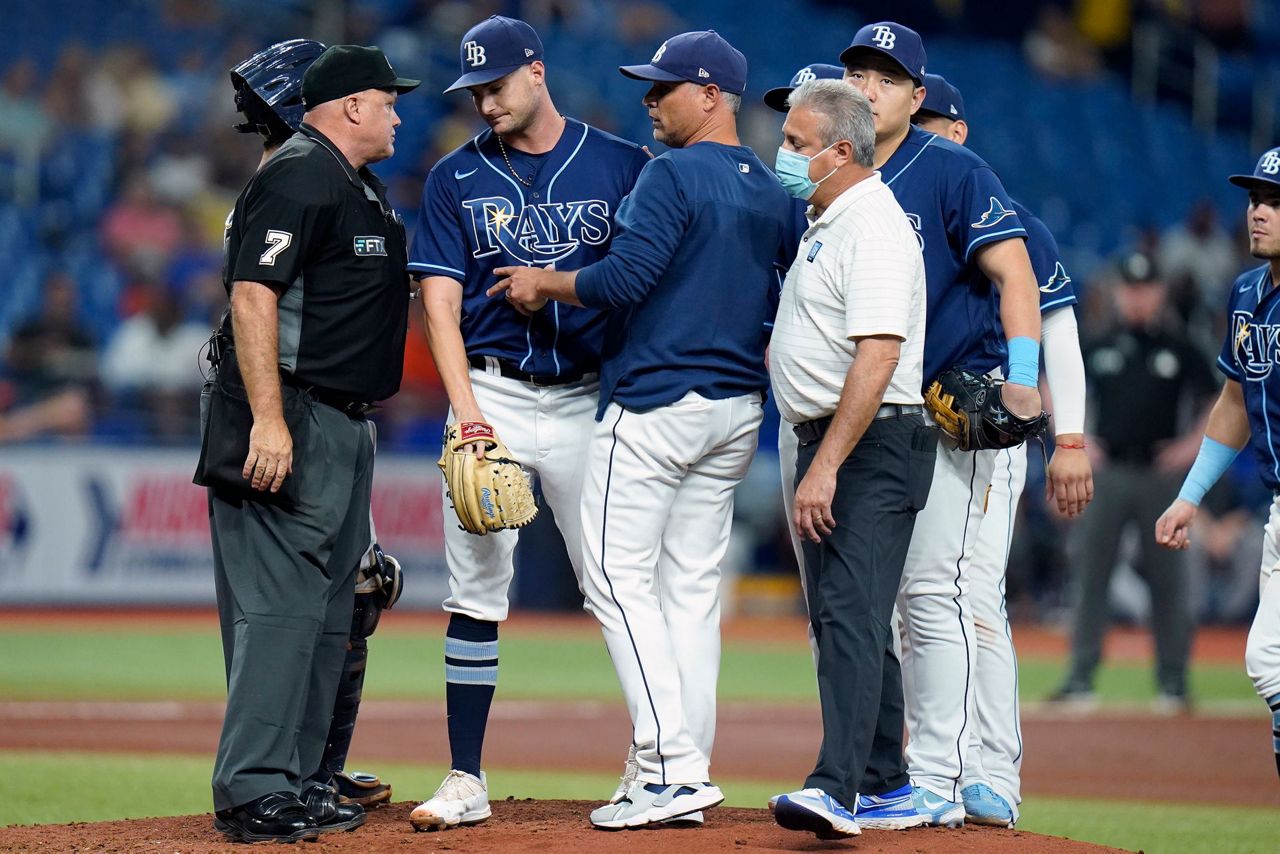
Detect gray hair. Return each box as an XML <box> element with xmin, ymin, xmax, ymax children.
<box><xmin>720</xmin><ymin>91</ymin><xmax>741</xmax><ymax>114</ymax></box>
<box><xmin>786</xmin><ymin>79</ymin><xmax>875</xmax><ymax>168</ymax></box>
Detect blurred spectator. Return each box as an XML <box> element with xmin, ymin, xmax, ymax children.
<box><xmin>0</xmin><ymin>58</ymin><xmax>54</xmax><ymax>154</ymax></box>
<box><xmin>100</xmin><ymin>282</ymin><xmax>210</xmax><ymax>439</ymax></box>
<box><xmin>1049</xmin><ymin>251</ymin><xmax>1217</xmax><ymax>713</ymax></box>
<box><xmin>101</xmin><ymin>172</ymin><xmax>183</xmax><ymax>277</ymax></box>
<box><xmin>43</xmin><ymin>43</ymin><xmax>94</xmax><ymax>130</ymax></box>
<box><xmin>1157</xmin><ymin>198</ymin><xmax>1241</xmax><ymax>309</ymax></box>
<box><xmin>1023</xmin><ymin>5</ymin><xmax>1103</xmax><ymax>80</ymax></box>
<box><xmin>1</xmin><ymin>272</ymin><xmax>96</xmax><ymax>441</ymax></box>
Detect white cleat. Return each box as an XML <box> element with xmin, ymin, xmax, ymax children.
<box><xmin>409</xmin><ymin>770</ymin><xmax>491</xmax><ymax>832</ymax></box>
<box><xmin>610</xmin><ymin>745</ymin><xmax>640</xmax><ymax>804</ymax></box>
<box><xmin>591</xmin><ymin>782</ymin><xmax>723</xmax><ymax>830</ymax></box>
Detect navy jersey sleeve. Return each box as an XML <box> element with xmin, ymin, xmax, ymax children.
<box><xmin>1021</xmin><ymin>213</ymin><xmax>1077</xmax><ymax>313</ymax></box>
<box><xmin>951</xmin><ymin>166</ymin><xmax>1026</xmax><ymax>262</ymax></box>
<box><xmin>575</xmin><ymin>156</ymin><xmax>690</xmax><ymax>310</ymax></box>
<box><xmin>231</xmin><ymin>174</ymin><xmax>325</xmax><ymax>289</ymax></box>
<box><xmin>1218</xmin><ymin>297</ymin><xmax>1243</xmax><ymax>381</ymax></box>
<box><xmin>408</xmin><ymin>164</ymin><xmax>467</xmax><ymax>282</ymax></box>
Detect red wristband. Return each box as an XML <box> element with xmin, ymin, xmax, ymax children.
<box><xmin>1056</xmin><ymin>441</ymin><xmax>1086</xmax><ymax>450</ymax></box>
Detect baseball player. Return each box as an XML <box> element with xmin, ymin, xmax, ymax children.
<box><xmin>227</xmin><ymin>38</ymin><xmax>402</xmax><ymax>810</ymax></box>
<box><xmin>491</xmin><ymin>30</ymin><xmax>793</xmax><ymax>829</ymax></box>
<box><xmin>909</xmin><ymin>72</ymin><xmax>1092</xmax><ymax>827</ymax></box>
<box><xmin>1156</xmin><ymin>146</ymin><xmax>1280</xmax><ymax>783</ymax></box>
<box><xmin>839</xmin><ymin>23</ymin><xmax>1045</xmax><ymax>828</ymax></box>
<box><xmin>405</xmin><ymin>16</ymin><xmax>648</xmax><ymax>831</ymax></box>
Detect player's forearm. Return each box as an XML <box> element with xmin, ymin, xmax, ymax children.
<box><xmin>811</xmin><ymin>337</ymin><xmax>901</xmax><ymax>472</ymax></box>
<box><xmin>422</xmin><ymin>294</ymin><xmax>484</xmax><ymax>422</ymax></box>
<box><xmin>538</xmin><ymin>269</ymin><xmax>583</xmax><ymax>307</ymax></box>
<box><xmin>229</xmin><ymin>281</ymin><xmax>285</xmax><ymax>426</ymax></box>
<box><xmin>1204</xmin><ymin>380</ymin><xmax>1251</xmax><ymax>449</ymax></box>
<box><xmin>1041</xmin><ymin>306</ymin><xmax>1086</xmax><ymax>435</ymax></box>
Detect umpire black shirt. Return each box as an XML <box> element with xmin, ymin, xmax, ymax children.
<box><xmin>222</xmin><ymin>123</ymin><xmax>409</xmax><ymax>401</ymax></box>
<box><xmin>1084</xmin><ymin>323</ymin><xmax>1215</xmax><ymax>463</ymax></box>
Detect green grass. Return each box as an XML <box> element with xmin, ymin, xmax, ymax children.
<box><xmin>3</xmin><ymin>751</ymin><xmax>1277</xmax><ymax>852</ymax></box>
<box><xmin>0</xmin><ymin>625</ymin><xmax>1260</xmax><ymax>708</ymax></box>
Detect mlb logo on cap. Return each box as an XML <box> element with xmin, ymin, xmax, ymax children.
<box><xmin>839</xmin><ymin>21</ymin><xmax>927</xmax><ymax>85</ymax></box>
<box><xmin>445</xmin><ymin>16</ymin><xmax>544</xmax><ymax>93</ymax></box>
<box><xmin>619</xmin><ymin>30</ymin><xmax>749</xmax><ymax>96</ymax></box>
<box><xmin>1229</xmin><ymin>146</ymin><xmax>1280</xmax><ymax>191</ymax></box>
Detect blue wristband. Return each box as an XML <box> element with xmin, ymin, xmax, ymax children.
<box><xmin>1005</xmin><ymin>336</ymin><xmax>1040</xmax><ymax>387</ymax></box>
<box><xmin>1177</xmin><ymin>437</ymin><xmax>1239</xmax><ymax>506</ymax></box>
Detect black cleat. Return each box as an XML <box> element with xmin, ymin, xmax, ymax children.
<box><xmin>213</xmin><ymin>792</ymin><xmax>320</xmax><ymax>843</ymax></box>
<box><xmin>302</xmin><ymin>782</ymin><xmax>367</xmax><ymax>833</ymax></box>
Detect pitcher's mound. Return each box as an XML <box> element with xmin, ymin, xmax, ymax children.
<box><xmin>0</xmin><ymin>798</ymin><xmax>1133</xmax><ymax>852</ymax></box>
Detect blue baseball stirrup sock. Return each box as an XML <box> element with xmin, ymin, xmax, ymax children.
<box><xmin>445</xmin><ymin>613</ymin><xmax>499</xmax><ymax>777</ymax></box>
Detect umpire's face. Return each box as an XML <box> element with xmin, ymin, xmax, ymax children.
<box><xmin>1249</xmin><ymin>189</ymin><xmax>1280</xmax><ymax>260</ymax></box>
<box><xmin>643</xmin><ymin>80</ymin><xmax>714</xmax><ymax>148</ymax></box>
<box><xmin>356</xmin><ymin>88</ymin><xmax>401</xmax><ymax>163</ymax></box>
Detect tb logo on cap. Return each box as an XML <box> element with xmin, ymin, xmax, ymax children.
<box><xmin>795</xmin><ymin>67</ymin><xmax>817</xmax><ymax>84</ymax></box>
<box><xmin>1262</xmin><ymin>151</ymin><xmax>1280</xmax><ymax>175</ymax></box>
<box><xmin>465</xmin><ymin>40</ymin><xmax>487</xmax><ymax>67</ymax></box>
<box><xmin>652</xmin><ymin>42</ymin><xmax>668</xmax><ymax>63</ymax></box>
<box><xmin>872</xmin><ymin>25</ymin><xmax>896</xmax><ymax>49</ymax></box>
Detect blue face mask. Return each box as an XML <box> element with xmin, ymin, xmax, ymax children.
<box><xmin>775</xmin><ymin>142</ymin><xmax>840</xmax><ymax>200</ymax></box>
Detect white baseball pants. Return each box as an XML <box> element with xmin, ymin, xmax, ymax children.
<box><xmin>1247</xmin><ymin>495</ymin><xmax>1280</xmax><ymax>700</ymax></box>
<box><xmin>441</xmin><ymin>368</ymin><xmax>598</xmax><ymax>622</ymax></box>
<box><xmin>581</xmin><ymin>391</ymin><xmax>763</xmax><ymax>785</ymax></box>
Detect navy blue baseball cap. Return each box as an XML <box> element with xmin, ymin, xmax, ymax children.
<box><xmin>839</xmin><ymin>21</ymin><xmax>926</xmax><ymax>85</ymax></box>
<box><xmin>763</xmin><ymin>63</ymin><xmax>844</xmax><ymax>113</ymax></box>
<box><xmin>619</xmin><ymin>30</ymin><xmax>748</xmax><ymax>96</ymax></box>
<box><xmin>444</xmin><ymin>15</ymin><xmax>544</xmax><ymax>94</ymax></box>
<box><xmin>1229</xmin><ymin>146</ymin><xmax>1280</xmax><ymax>192</ymax></box>
<box><xmin>917</xmin><ymin>73</ymin><xmax>965</xmax><ymax>121</ymax></box>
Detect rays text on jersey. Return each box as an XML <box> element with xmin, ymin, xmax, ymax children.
<box><xmin>1232</xmin><ymin>311</ymin><xmax>1280</xmax><ymax>379</ymax></box>
<box><xmin>462</xmin><ymin>196</ymin><xmax>612</xmax><ymax>265</ymax></box>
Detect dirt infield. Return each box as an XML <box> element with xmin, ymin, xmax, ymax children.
<box><xmin>0</xmin><ymin>799</ymin><xmax>1131</xmax><ymax>853</ymax></box>
<box><xmin>3</xmin><ymin>698</ymin><xmax>1276</xmax><ymax>808</ymax></box>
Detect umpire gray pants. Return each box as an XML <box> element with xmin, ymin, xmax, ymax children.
<box><xmin>209</xmin><ymin>390</ymin><xmax>375</xmax><ymax>811</ymax></box>
<box><xmin>1064</xmin><ymin>463</ymin><xmax>1192</xmax><ymax>696</ymax></box>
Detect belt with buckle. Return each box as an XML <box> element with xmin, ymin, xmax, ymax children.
<box><xmin>794</xmin><ymin>403</ymin><xmax>923</xmax><ymax>445</ymax></box>
<box><xmin>286</xmin><ymin>377</ymin><xmax>378</xmax><ymax>417</ymax></box>
<box><xmin>468</xmin><ymin>355</ymin><xmax>596</xmax><ymax>387</ymax></box>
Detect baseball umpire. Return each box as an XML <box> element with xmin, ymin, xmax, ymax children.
<box><xmin>492</xmin><ymin>29</ymin><xmax>792</xmax><ymax>829</ymax></box>
<box><xmin>839</xmin><ymin>23</ymin><xmax>1045</xmax><ymax>828</ymax></box>
<box><xmin>1156</xmin><ymin>145</ymin><xmax>1280</xmax><ymax>782</ymax></box>
<box><xmin>228</xmin><ymin>37</ymin><xmax>402</xmax><ymax>811</ymax></box>
<box><xmin>405</xmin><ymin>15</ymin><xmax>648</xmax><ymax>832</ymax></box>
<box><xmin>198</xmin><ymin>44</ymin><xmax>417</xmax><ymax>843</ymax></box>
<box><xmin>766</xmin><ymin>78</ymin><xmax>931</xmax><ymax>840</ymax></box>
<box><xmin>910</xmin><ymin>72</ymin><xmax>1092</xmax><ymax>827</ymax></box>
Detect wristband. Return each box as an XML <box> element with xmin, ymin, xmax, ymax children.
<box><xmin>1176</xmin><ymin>437</ymin><xmax>1239</xmax><ymax>506</ymax></box>
<box><xmin>1006</xmin><ymin>336</ymin><xmax>1040</xmax><ymax>387</ymax></box>
<box><xmin>1056</xmin><ymin>441</ymin><xmax>1086</xmax><ymax>450</ymax></box>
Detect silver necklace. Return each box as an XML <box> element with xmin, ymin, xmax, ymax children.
<box><xmin>496</xmin><ymin>135</ymin><xmax>534</xmax><ymax>187</ymax></box>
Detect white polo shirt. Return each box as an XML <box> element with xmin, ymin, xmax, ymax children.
<box><xmin>769</xmin><ymin>171</ymin><xmax>927</xmax><ymax>424</ymax></box>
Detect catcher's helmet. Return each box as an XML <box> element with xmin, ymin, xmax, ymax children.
<box><xmin>231</xmin><ymin>39</ymin><xmax>326</xmax><ymax>140</ymax></box>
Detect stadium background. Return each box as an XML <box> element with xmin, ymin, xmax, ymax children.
<box><xmin>1</xmin><ymin>1</ymin><xmax>1279</xmax><ymax>850</ymax></box>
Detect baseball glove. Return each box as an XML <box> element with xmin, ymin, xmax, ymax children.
<box><xmin>925</xmin><ymin>368</ymin><xmax>1049</xmax><ymax>451</ymax></box>
<box><xmin>438</xmin><ymin>421</ymin><xmax>538</xmax><ymax>535</ymax></box>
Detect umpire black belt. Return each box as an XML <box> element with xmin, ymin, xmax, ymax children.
<box><xmin>794</xmin><ymin>404</ymin><xmax>923</xmax><ymax>445</ymax></box>
<box><xmin>468</xmin><ymin>355</ymin><xmax>597</xmax><ymax>387</ymax></box>
<box><xmin>282</xmin><ymin>375</ymin><xmax>378</xmax><ymax>417</ymax></box>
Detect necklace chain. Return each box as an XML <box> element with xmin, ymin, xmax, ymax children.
<box><xmin>496</xmin><ymin>135</ymin><xmax>534</xmax><ymax>187</ymax></box>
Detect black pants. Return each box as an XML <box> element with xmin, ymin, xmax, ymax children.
<box><xmin>208</xmin><ymin>388</ymin><xmax>375</xmax><ymax>811</ymax></box>
<box><xmin>797</xmin><ymin>413</ymin><xmax>934</xmax><ymax>808</ymax></box>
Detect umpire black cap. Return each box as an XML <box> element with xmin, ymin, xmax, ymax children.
<box><xmin>302</xmin><ymin>45</ymin><xmax>420</xmax><ymax>109</ymax></box>
<box><xmin>1118</xmin><ymin>251</ymin><xmax>1161</xmax><ymax>285</ymax></box>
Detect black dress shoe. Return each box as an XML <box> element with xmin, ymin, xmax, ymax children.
<box><xmin>302</xmin><ymin>782</ymin><xmax>367</xmax><ymax>833</ymax></box>
<box><xmin>213</xmin><ymin>791</ymin><xmax>320</xmax><ymax>843</ymax></box>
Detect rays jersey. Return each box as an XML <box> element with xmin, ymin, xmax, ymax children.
<box><xmin>1016</xmin><ymin>201</ymin><xmax>1077</xmax><ymax>315</ymax></box>
<box><xmin>1219</xmin><ymin>265</ymin><xmax>1280</xmax><ymax>491</ymax></box>
<box><xmin>409</xmin><ymin>118</ymin><xmax>649</xmax><ymax>377</ymax></box>
<box><xmin>880</xmin><ymin>125</ymin><xmax>1028</xmax><ymax>386</ymax></box>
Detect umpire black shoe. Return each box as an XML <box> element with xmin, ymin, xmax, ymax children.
<box><xmin>302</xmin><ymin>782</ymin><xmax>367</xmax><ymax>833</ymax></box>
<box><xmin>213</xmin><ymin>791</ymin><xmax>320</xmax><ymax>843</ymax></box>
